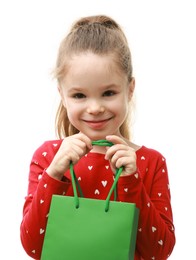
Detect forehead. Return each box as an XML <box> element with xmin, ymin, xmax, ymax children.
<box><xmin>65</xmin><ymin>52</ymin><xmax>127</xmax><ymax>84</ymax></box>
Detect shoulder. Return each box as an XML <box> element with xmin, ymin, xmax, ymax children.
<box><xmin>32</xmin><ymin>139</ymin><xmax>63</xmax><ymax>160</ymax></box>
<box><xmin>34</xmin><ymin>139</ymin><xmax>62</xmax><ymax>151</ymax></box>
<box><xmin>129</xmin><ymin>140</ymin><xmax>165</xmax><ymax>161</ymax></box>
<box><xmin>136</xmin><ymin>145</ymin><xmax>167</xmax><ymax>168</ymax></box>
<box><xmin>135</xmin><ymin>146</ymin><xmax>168</xmax><ymax>180</ymax></box>
<box><xmin>137</xmin><ymin>145</ymin><xmax>165</xmax><ymax>159</ymax></box>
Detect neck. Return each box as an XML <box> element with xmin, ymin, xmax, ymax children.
<box><xmin>90</xmin><ymin>145</ymin><xmax>107</xmax><ymax>154</ymax></box>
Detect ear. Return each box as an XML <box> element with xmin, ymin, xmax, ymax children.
<box><xmin>127</xmin><ymin>77</ymin><xmax>135</xmax><ymax>101</ymax></box>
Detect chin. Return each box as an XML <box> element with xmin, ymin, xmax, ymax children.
<box><xmin>90</xmin><ymin>136</ymin><xmax>105</xmax><ymax>141</ymax></box>
<box><xmin>86</xmin><ymin>133</ymin><xmax>107</xmax><ymax>141</ymax></box>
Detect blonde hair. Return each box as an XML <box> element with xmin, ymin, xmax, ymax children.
<box><xmin>54</xmin><ymin>15</ymin><xmax>134</xmax><ymax>139</ymax></box>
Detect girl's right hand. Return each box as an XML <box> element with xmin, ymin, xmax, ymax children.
<box><xmin>46</xmin><ymin>133</ymin><xmax>92</xmax><ymax>180</ymax></box>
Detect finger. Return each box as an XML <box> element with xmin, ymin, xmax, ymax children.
<box><xmin>116</xmin><ymin>156</ymin><xmax>136</xmax><ymax>172</ymax></box>
<box><xmin>106</xmin><ymin>135</ymin><xmax>128</xmax><ymax>145</ymax></box>
<box><xmin>105</xmin><ymin>144</ymin><xmax>129</xmax><ymax>160</ymax></box>
<box><xmin>109</xmin><ymin>149</ymin><xmax>130</xmax><ymax>167</ymax></box>
<box><xmin>76</xmin><ymin>132</ymin><xmax>93</xmax><ymax>150</ymax></box>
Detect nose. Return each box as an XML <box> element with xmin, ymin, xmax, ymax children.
<box><xmin>86</xmin><ymin>99</ymin><xmax>105</xmax><ymax>114</ymax></box>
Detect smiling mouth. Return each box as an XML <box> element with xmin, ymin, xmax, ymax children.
<box><xmin>83</xmin><ymin>118</ymin><xmax>112</xmax><ymax>129</ymax></box>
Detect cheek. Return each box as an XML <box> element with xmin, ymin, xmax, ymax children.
<box><xmin>66</xmin><ymin>106</ymin><xmax>76</xmax><ymax>119</ymax></box>
<box><xmin>108</xmin><ymin>102</ymin><xmax>127</xmax><ymax>121</ymax></box>
<box><xmin>66</xmin><ymin>102</ymin><xmax>82</xmax><ymax>120</ymax></box>
<box><xmin>111</xmin><ymin>95</ymin><xmax>129</xmax><ymax>112</ymax></box>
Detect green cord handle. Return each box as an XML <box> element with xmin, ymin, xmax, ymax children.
<box><xmin>105</xmin><ymin>166</ymin><xmax>123</xmax><ymax>212</ymax></box>
<box><xmin>70</xmin><ymin>140</ymin><xmax>123</xmax><ymax>212</ymax></box>
<box><xmin>70</xmin><ymin>162</ymin><xmax>83</xmax><ymax>208</ymax></box>
<box><xmin>92</xmin><ymin>140</ymin><xmax>114</xmax><ymax>147</ymax></box>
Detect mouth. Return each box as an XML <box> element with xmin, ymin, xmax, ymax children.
<box><xmin>82</xmin><ymin>118</ymin><xmax>112</xmax><ymax>129</ymax></box>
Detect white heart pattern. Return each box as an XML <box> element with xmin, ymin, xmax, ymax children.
<box><xmin>42</xmin><ymin>152</ymin><xmax>47</xmax><ymax>157</ymax></box>
<box><xmin>158</xmin><ymin>240</ymin><xmax>163</xmax><ymax>246</ymax></box>
<box><xmin>152</xmin><ymin>226</ymin><xmax>157</xmax><ymax>232</ymax></box>
<box><xmin>134</xmin><ymin>173</ymin><xmax>139</xmax><ymax>179</ymax></box>
<box><xmin>40</xmin><ymin>228</ymin><xmax>45</xmax><ymax>234</ymax></box>
<box><xmin>101</xmin><ymin>180</ymin><xmax>107</xmax><ymax>187</ymax></box>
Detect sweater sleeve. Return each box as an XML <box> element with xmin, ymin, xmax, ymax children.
<box><xmin>20</xmin><ymin>141</ymin><xmax>71</xmax><ymax>259</ymax></box>
<box><xmin>117</xmin><ymin>149</ymin><xmax>175</xmax><ymax>260</ymax></box>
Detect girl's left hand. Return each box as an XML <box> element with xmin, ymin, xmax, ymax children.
<box><xmin>105</xmin><ymin>135</ymin><xmax>137</xmax><ymax>176</ymax></box>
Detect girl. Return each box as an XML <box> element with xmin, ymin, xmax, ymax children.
<box><xmin>20</xmin><ymin>15</ymin><xmax>175</xmax><ymax>259</ymax></box>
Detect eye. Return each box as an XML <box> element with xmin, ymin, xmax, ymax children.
<box><xmin>73</xmin><ymin>93</ymin><xmax>86</xmax><ymax>99</ymax></box>
<box><xmin>103</xmin><ymin>90</ymin><xmax>116</xmax><ymax>97</ymax></box>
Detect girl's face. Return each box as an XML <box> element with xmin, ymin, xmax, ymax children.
<box><xmin>59</xmin><ymin>53</ymin><xmax>135</xmax><ymax>140</ymax></box>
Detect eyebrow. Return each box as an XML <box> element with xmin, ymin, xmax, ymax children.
<box><xmin>68</xmin><ymin>87</ymin><xmax>84</xmax><ymax>92</ymax></box>
<box><xmin>68</xmin><ymin>84</ymin><xmax>120</xmax><ymax>92</ymax></box>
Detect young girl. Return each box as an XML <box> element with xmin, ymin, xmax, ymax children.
<box><xmin>20</xmin><ymin>15</ymin><xmax>175</xmax><ymax>259</ymax></box>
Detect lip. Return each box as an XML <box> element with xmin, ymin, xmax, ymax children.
<box><xmin>82</xmin><ymin>118</ymin><xmax>112</xmax><ymax>129</ymax></box>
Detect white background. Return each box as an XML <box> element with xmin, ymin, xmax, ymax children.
<box><xmin>0</xmin><ymin>0</ymin><xmax>195</xmax><ymax>259</ymax></box>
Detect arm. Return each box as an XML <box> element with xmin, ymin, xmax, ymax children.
<box><xmin>20</xmin><ymin>142</ymin><xmax>70</xmax><ymax>259</ymax></box>
<box><xmin>118</xmin><ymin>153</ymin><xmax>175</xmax><ymax>259</ymax></box>
<box><xmin>105</xmin><ymin>135</ymin><xmax>175</xmax><ymax>259</ymax></box>
<box><xmin>20</xmin><ymin>134</ymin><xmax>92</xmax><ymax>259</ymax></box>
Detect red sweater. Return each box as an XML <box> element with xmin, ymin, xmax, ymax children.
<box><xmin>20</xmin><ymin>140</ymin><xmax>175</xmax><ymax>260</ymax></box>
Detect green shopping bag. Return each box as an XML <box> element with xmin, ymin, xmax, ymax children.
<box><xmin>41</xmin><ymin>140</ymin><xmax>139</xmax><ymax>260</ymax></box>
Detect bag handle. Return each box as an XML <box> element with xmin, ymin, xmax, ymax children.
<box><xmin>70</xmin><ymin>140</ymin><xmax>123</xmax><ymax>212</ymax></box>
